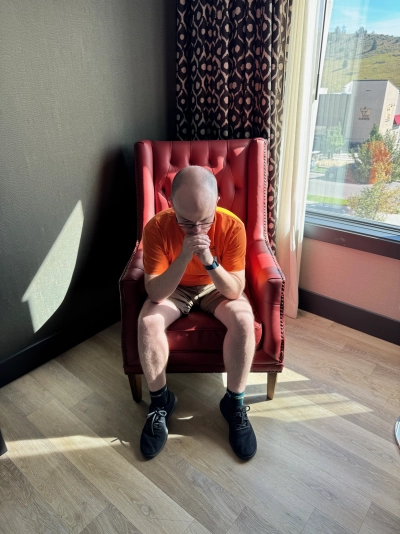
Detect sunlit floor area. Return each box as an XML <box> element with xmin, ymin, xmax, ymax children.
<box><xmin>1</xmin><ymin>310</ymin><xmax>399</xmax><ymax>534</ymax></box>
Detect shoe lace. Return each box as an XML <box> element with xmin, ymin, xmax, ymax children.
<box><xmin>229</xmin><ymin>405</ymin><xmax>250</xmax><ymax>430</ymax></box>
<box><xmin>145</xmin><ymin>408</ymin><xmax>167</xmax><ymax>435</ymax></box>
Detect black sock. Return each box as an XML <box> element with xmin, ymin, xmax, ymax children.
<box><xmin>149</xmin><ymin>384</ymin><xmax>169</xmax><ymax>408</ymax></box>
<box><xmin>225</xmin><ymin>387</ymin><xmax>245</xmax><ymax>407</ymax></box>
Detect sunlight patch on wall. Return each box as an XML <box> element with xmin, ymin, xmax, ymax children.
<box><xmin>22</xmin><ymin>201</ymin><xmax>84</xmax><ymax>332</ymax></box>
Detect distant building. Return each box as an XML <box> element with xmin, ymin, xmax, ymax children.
<box><xmin>314</xmin><ymin>80</ymin><xmax>399</xmax><ymax>150</ymax></box>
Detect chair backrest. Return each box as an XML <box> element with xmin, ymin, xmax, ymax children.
<box><xmin>135</xmin><ymin>138</ymin><xmax>271</xmax><ymax>247</ymax></box>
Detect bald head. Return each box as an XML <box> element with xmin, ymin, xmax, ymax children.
<box><xmin>171</xmin><ymin>166</ymin><xmax>218</xmax><ymax>221</ymax></box>
<box><xmin>172</xmin><ymin>166</ymin><xmax>218</xmax><ymax>202</ymax></box>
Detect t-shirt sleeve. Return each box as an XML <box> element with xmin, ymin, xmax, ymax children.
<box><xmin>221</xmin><ymin>222</ymin><xmax>246</xmax><ymax>272</ymax></box>
<box><xmin>142</xmin><ymin>219</ymin><xmax>170</xmax><ymax>275</ymax></box>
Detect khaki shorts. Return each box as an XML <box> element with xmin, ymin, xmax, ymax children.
<box><xmin>166</xmin><ymin>284</ymin><xmax>228</xmax><ymax>315</ymax></box>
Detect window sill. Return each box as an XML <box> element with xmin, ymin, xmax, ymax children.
<box><xmin>304</xmin><ymin>209</ymin><xmax>400</xmax><ymax>260</ymax></box>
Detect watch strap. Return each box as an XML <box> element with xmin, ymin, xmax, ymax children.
<box><xmin>204</xmin><ymin>257</ymin><xmax>219</xmax><ymax>270</ymax></box>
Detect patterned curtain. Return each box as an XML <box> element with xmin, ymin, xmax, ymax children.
<box><xmin>176</xmin><ymin>0</ymin><xmax>292</xmax><ymax>250</ymax></box>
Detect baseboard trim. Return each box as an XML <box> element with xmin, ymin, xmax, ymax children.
<box><xmin>299</xmin><ymin>288</ymin><xmax>400</xmax><ymax>346</ymax></box>
<box><xmin>0</xmin><ymin>310</ymin><xmax>120</xmax><ymax>389</ymax></box>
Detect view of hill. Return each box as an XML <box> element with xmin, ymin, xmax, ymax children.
<box><xmin>321</xmin><ymin>29</ymin><xmax>400</xmax><ymax>93</ymax></box>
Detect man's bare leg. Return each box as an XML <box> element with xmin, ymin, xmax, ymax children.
<box><xmin>138</xmin><ymin>298</ymin><xmax>181</xmax><ymax>391</ymax></box>
<box><xmin>214</xmin><ymin>295</ymin><xmax>257</xmax><ymax>460</ymax></box>
<box><xmin>214</xmin><ymin>295</ymin><xmax>255</xmax><ymax>392</ymax></box>
<box><xmin>138</xmin><ymin>298</ymin><xmax>181</xmax><ymax>460</ymax></box>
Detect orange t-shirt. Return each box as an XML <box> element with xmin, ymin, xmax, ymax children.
<box><xmin>142</xmin><ymin>207</ymin><xmax>246</xmax><ymax>286</ymax></box>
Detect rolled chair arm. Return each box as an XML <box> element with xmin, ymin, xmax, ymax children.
<box><xmin>119</xmin><ymin>247</ymin><xmax>147</xmax><ymax>369</ymax></box>
<box><xmin>119</xmin><ymin>248</ymin><xmax>146</xmax><ymax>304</ymax></box>
<box><xmin>246</xmin><ymin>240</ymin><xmax>285</xmax><ymax>361</ymax></box>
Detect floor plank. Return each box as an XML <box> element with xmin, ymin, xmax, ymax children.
<box><xmin>359</xmin><ymin>502</ymin><xmax>400</xmax><ymax>534</ymax></box>
<box><xmin>182</xmin><ymin>521</ymin><xmax>213</xmax><ymax>534</ymax></box>
<box><xmin>226</xmin><ymin>505</ymin><xmax>282</xmax><ymax>534</ymax></box>
<box><xmin>301</xmin><ymin>508</ymin><xmax>353</xmax><ymax>534</ymax></box>
<box><xmin>1</xmin><ymin>373</ymin><xmax>55</xmax><ymax>416</ymax></box>
<box><xmin>80</xmin><ymin>504</ymin><xmax>141</xmax><ymax>534</ymax></box>
<box><xmin>30</xmin><ymin>359</ymin><xmax>93</xmax><ymax>409</ymax></box>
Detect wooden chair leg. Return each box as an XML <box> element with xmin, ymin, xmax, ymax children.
<box><xmin>128</xmin><ymin>373</ymin><xmax>142</xmax><ymax>403</ymax></box>
<box><xmin>266</xmin><ymin>372</ymin><xmax>278</xmax><ymax>400</ymax></box>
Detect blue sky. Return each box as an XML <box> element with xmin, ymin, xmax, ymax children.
<box><xmin>329</xmin><ymin>0</ymin><xmax>400</xmax><ymax>36</ymax></box>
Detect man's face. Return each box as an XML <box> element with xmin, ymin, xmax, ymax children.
<box><xmin>174</xmin><ymin>211</ymin><xmax>215</xmax><ymax>236</ymax></box>
<box><xmin>171</xmin><ymin>198</ymin><xmax>218</xmax><ymax>236</ymax></box>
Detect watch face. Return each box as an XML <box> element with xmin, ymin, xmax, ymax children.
<box><xmin>204</xmin><ymin>256</ymin><xmax>219</xmax><ymax>270</ymax></box>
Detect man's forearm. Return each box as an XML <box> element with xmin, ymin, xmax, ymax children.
<box><xmin>146</xmin><ymin>255</ymin><xmax>188</xmax><ymax>303</ymax></box>
<box><xmin>206</xmin><ymin>264</ymin><xmax>243</xmax><ymax>300</ymax></box>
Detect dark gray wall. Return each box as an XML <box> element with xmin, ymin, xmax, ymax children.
<box><xmin>0</xmin><ymin>0</ymin><xmax>176</xmax><ymax>366</ymax></box>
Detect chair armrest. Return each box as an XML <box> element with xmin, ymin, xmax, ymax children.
<box><xmin>246</xmin><ymin>239</ymin><xmax>285</xmax><ymax>302</ymax></box>
<box><xmin>246</xmin><ymin>239</ymin><xmax>285</xmax><ymax>360</ymax></box>
<box><xmin>119</xmin><ymin>247</ymin><xmax>146</xmax><ymax>305</ymax></box>
<box><xmin>119</xmin><ymin>247</ymin><xmax>147</xmax><ymax>369</ymax></box>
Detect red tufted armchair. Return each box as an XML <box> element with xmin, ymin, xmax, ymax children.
<box><xmin>119</xmin><ymin>139</ymin><xmax>285</xmax><ymax>403</ymax></box>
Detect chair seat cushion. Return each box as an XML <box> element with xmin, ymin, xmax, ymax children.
<box><xmin>166</xmin><ymin>293</ymin><xmax>262</xmax><ymax>353</ymax></box>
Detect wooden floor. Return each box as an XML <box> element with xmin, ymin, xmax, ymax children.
<box><xmin>1</xmin><ymin>310</ymin><xmax>399</xmax><ymax>534</ymax></box>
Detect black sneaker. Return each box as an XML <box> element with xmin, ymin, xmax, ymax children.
<box><xmin>140</xmin><ymin>391</ymin><xmax>177</xmax><ymax>459</ymax></box>
<box><xmin>220</xmin><ymin>395</ymin><xmax>257</xmax><ymax>460</ymax></box>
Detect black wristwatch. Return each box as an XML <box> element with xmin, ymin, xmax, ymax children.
<box><xmin>204</xmin><ymin>256</ymin><xmax>219</xmax><ymax>270</ymax></box>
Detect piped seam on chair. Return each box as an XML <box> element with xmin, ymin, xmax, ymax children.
<box><xmin>261</xmin><ymin>139</ymin><xmax>285</xmax><ymax>363</ymax></box>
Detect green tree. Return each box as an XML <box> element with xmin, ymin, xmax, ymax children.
<box><xmin>350</xmin><ymin>128</ymin><xmax>400</xmax><ymax>184</ymax></box>
<box><xmin>371</xmin><ymin>37</ymin><xmax>377</xmax><ymax>51</ymax></box>
<box><xmin>382</xmin><ymin>130</ymin><xmax>400</xmax><ymax>182</ymax></box>
<box><xmin>326</xmin><ymin>123</ymin><xmax>344</xmax><ymax>157</ymax></box>
<box><xmin>368</xmin><ymin>123</ymin><xmax>382</xmax><ymax>142</ymax></box>
<box><xmin>350</xmin><ymin>142</ymin><xmax>373</xmax><ymax>184</ymax></box>
<box><xmin>348</xmin><ymin>167</ymin><xmax>400</xmax><ymax>221</ymax></box>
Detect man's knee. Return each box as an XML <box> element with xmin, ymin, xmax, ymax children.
<box><xmin>139</xmin><ymin>313</ymin><xmax>164</xmax><ymax>337</ymax></box>
<box><xmin>234</xmin><ymin>309</ymin><xmax>254</xmax><ymax>334</ymax></box>
<box><xmin>138</xmin><ymin>299</ymin><xmax>180</xmax><ymax>336</ymax></box>
<box><xmin>219</xmin><ymin>299</ymin><xmax>254</xmax><ymax>333</ymax></box>
<box><xmin>138</xmin><ymin>302</ymin><xmax>166</xmax><ymax>336</ymax></box>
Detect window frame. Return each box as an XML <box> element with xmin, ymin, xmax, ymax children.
<box><xmin>304</xmin><ymin>1</ymin><xmax>400</xmax><ymax>258</ymax></box>
<box><xmin>304</xmin><ymin>209</ymin><xmax>400</xmax><ymax>259</ymax></box>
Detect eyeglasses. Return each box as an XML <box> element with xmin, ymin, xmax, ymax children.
<box><xmin>175</xmin><ymin>216</ymin><xmax>215</xmax><ymax>229</ymax></box>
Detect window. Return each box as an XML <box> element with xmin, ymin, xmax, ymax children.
<box><xmin>305</xmin><ymin>0</ymin><xmax>400</xmax><ymax>256</ymax></box>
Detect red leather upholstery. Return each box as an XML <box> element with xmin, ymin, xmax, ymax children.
<box><xmin>120</xmin><ymin>139</ymin><xmax>285</xmax><ymax>379</ymax></box>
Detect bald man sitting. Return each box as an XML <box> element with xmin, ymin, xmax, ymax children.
<box><xmin>139</xmin><ymin>166</ymin><xmax>257</xmax><ymax>460</ymax></box>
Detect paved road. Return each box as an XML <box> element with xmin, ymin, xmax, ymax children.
<box><xmin>308</xmin><ymin>177</ymin><xmax>400</xmax><ymax>200</ymax></box>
